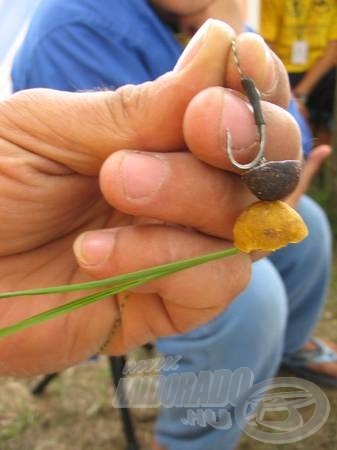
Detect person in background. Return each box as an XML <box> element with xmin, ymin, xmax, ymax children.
<box><xmin>260</xmin><ymin>0</ymin><xmax>337</xmax><ymax>145</ymax></box>
<box><xmin>11</xmin><ymin>1</ymin><xmax>336</xmax><ymax>449</ymax></box>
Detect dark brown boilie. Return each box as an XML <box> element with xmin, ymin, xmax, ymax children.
<box><xmin>242</xmin><ymin>160</ymin><xmax>302</xmax><ymax>201</ymax></box>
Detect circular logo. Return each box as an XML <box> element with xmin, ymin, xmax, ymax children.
<box><xmin>235</xmin><ymin>377</ymin><xmax>330</xmax><ymax>444</ymax></box>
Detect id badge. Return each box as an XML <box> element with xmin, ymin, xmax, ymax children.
<box><xmin>291</xmin><ymin>40</ymin><xmax>309</xmax><ymax>65</ymax></box>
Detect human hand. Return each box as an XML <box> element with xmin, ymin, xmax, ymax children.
<box><xmin>0</xmin><ymin>20</ymin><xmax>300</xmax><ymax>375</ymax></box>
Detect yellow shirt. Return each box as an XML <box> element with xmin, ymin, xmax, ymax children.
<box><xmin>260</xmin><ymin>0</ymin><xmax>337</xmax><ymax>72</ymax></box>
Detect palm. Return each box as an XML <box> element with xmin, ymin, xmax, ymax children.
<box><xmin>0</xmin><ymin>147</ymin><xmax>205</xmax><ymax>375</ymax></box>
<box><xmin>0</xmin><ymin>150</ymin><xmax>125</xmax><ymax>374</ymax></box>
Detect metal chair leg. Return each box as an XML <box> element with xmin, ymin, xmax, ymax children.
<box><xmin>30</xmin><ymin>356</ymin><xmax>141</xmax><ymax>450</ymax></box>
<box><xmin>109</xmin><ymin>356</ymin><xmax>140</xmax><ymax>450</ymax></box>
<box><xmin>31</xmin><ymin>372</ymin><xmax>59</xmax><ymax>396</ymax></box>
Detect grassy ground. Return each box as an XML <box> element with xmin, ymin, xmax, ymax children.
<box><xmin>0</xmin><ymin>260</ymin><xmax>337</xmax><ymax>450</ymax></box>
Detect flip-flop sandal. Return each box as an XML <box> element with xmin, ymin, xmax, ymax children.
<box><xmin>281</xmin><ymin>337</ymin><xmax>337</xmax><ymax>388</ymax></box>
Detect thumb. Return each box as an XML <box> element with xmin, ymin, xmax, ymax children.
<box><xmin>0</xmin><ymin>20</ymin><xmax>235</xmax><ymax>175</ymax></box>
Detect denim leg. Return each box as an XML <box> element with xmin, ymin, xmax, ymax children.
<box><xmin>268</xmin><ymin>195</ymin><xmax>332</xmax><ymax>356</ymax></box>
<box><xmin>154</xmin><ymin>258</ymin><xmax>287</xmax><ymax>450</ymax></box>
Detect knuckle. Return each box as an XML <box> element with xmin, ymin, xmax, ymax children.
<box><xmin>105</xmin><ymin>84</ymin><xmax>148</xmax><ymax>146</ymax></box>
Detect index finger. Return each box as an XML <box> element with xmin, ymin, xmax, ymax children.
<box><xmin>0</xmin><ymin>21</ymin><xmax>288</xmax><ymax>176</ymax></box>
<box><xmin>226</xmin><ymin>32</ymin><xmax>290</xmax><ymax>108</ymax></box>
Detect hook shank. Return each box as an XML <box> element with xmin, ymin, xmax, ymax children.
<box><xmin>227</xmin><ymin>41</ymin><xmax>266</xmax><ymax>170</ymax></box>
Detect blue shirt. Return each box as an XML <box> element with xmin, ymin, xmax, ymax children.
<box><xmin>12</xmin><ymin>0</ymin><xmax>313</xmax><ymax>154</ymax></box>
<box><xmin>0</xmin><ymin>0</ymin><xmax>41</xmax><ymax>64</ymax></box>
<box><xmin>12</xmin><ymin>0</ymin><xmax>182</xmax><ymax>91</ymax></box>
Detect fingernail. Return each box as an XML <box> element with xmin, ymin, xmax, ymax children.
<box><xmin>121</xmin><ymin>152</ymin><xmax>168</xmax><ymax>200</ymax></box>
<box><xmin>173</xmin><ymin>19</ymin><xmax>213</xmax><ymax>72</ymax></box>
<box><xmin>238</xmin><ymin>34</ymin><xmax>277</xmax><ymax>94</ymax></box>
<box><xmin>262</xmin><ymin>47</ymin><xmax>278</xmax><ymax>95</ymax></box>
<box><xmin>74</xmin><ymin>231</ymin><xmax>115</xmax><ymax>266</ymax></box>
<box><xmin>252</xmin><ymin>34</ymin><xmax>277</xmax><ymax>94</ymax></box>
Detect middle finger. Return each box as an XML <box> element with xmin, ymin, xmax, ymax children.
<box><xmin>100</xmin><ymin>150</ymin><xmax>252</xmax><ymax>240</ymax></box>
<box><xmin>184</xmin><ymin>86</ymin><xmax>302</xmax><ymax>171</ymax></box>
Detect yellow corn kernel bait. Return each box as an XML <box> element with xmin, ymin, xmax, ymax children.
<box><xmin>233</xmin><ymin>200</ymin><xmax>309</xmax><ymax>253</ymax></box>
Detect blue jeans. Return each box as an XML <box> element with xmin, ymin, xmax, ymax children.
<box><xmin>155</xmin><ymin>195</ymin><xmax>332</xmax><ymax>450</ymax></box>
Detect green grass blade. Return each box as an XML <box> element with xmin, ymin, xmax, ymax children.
<box><xmin>0</xmin><ymin>247</ymin><xmax>239</xmax><ymax>299</ymax></box>
<box><xmin>0</xmin><ymin>277</ymin><xmax>152</xmax><ymax>339</ymax></box>
<box><xmin>0</xmin><ymin>289</ymin><xmax>112</xmax><ymax>339</ymax></box>
<box><xmin>0</xmin><ymin>247</ymin><xmax>240</xmax><ymax>339</ymax></box>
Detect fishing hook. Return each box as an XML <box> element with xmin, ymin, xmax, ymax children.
<box><xmin>226</xmin><ymin>40</ymin><xmax>266</xmax><ymax>170</ymax></box>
